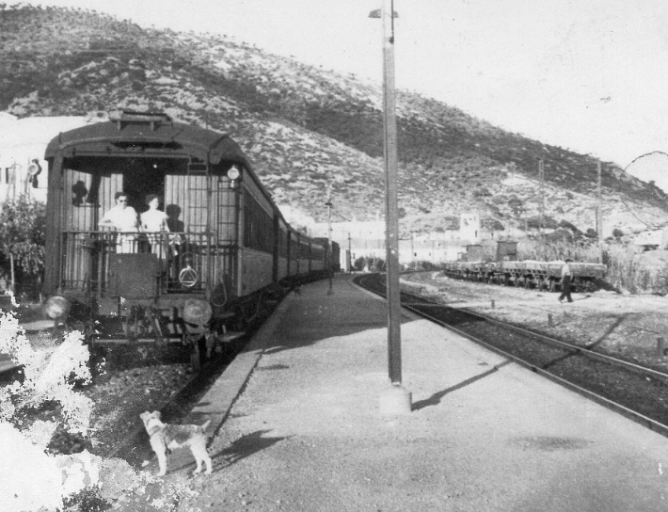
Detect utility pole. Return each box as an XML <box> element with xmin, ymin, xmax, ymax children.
<box><xmin>597</xmin><ymin>160</ymin><xmax>603</xmax><ymax>262</ymax></box>
<box><xmin>596</xmin><ymin>160</ymin><xmax>602</xmax><ymax>238</ymax></box>
<box><xmin>538</xmin><ymin>159</ymin><xmax>545</xmax><ymax>237</ymax></box>
<box><xmin>523</xmin><ymin>206</ymin><xmax>528</xmax><ymax>235</ymax></box>
<box><xmin>370</xmin><ymin>0</ymin><xmax>411</xmax><ymax>415</ymax></box>
<box><xmin>326</xmin><ymin>184</ymin><xmax>334</xmax><ymax>295</ymax></box>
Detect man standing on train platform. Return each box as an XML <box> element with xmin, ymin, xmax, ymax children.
<box><xmin>99</xmin><ymin>192</ymin><xmax>140</xmax><ymax>253</ymax></box>
<box><xmin>558</xmin><ymin>258</ymin><xmax>574</xmax><ymax>303</ymax></box>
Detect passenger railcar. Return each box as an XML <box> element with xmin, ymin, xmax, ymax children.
<box><xmin>42</xmin><ymin>111</ymin><xmax>335</xmax><ymax>368</ymax></box>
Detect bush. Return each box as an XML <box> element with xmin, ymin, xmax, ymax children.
<box><xmin>526</xmin><ymin>215</ymin><xmax>558</xmax><ymax>230</ymax></box>
<box><xmin>0</xmin><ymin>310</ymin><xmax>99</xmax><ymax>511</ymax></box>
<box><xmin>558</xmin><ymin>219</ymin><xmax>582</xmax><ymax>235</ymax></box>
<box><xmin>0</xmin><ymin>309</ymin><xmax>193</xmax><ymax>511</ymax></box>
<box><xmin>353</xmin><ymin>256</ymin><xmax>366</xmax><ymax>271</ymax></box>
<box><xmin>602</xmin><ymin>245</ymin><xmax>668</xmax><ymax>294</ymax></box>
<box><xmin>517</xmin><ymin>238</ymin><xmax>600</xmax><ymax>262</ymax></box>
<box><xmin>353</xmin><ymin>256</ymin><xmax>386</xmax><ymax>272</ymax></box>
<box><xmin>545</xmin><ymin>229</ymin><xmax>574</xmax><ymax>243</ymax></box>
<box><xmin>0</xmin><ymin>196</ymin><xmax>46</xmax><ymax>294</ymax></box>
<box><xmin>517</xmin><ymin>238</ymin><xmax>668</xmax><ymax>294</ymax></box>
<box><xmin>412</xmin><ymin>260</ymin><xmax>439</xmax><ymax>271</ymax></box>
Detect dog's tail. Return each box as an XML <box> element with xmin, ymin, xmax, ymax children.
<box><xmin>199</xmin><ymin>420</ymin><xmax>212</xmax><ymax>432</ymax></box>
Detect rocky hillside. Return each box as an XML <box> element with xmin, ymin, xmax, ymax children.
<box><xmin>2</xmin><ymin>4</ymin><xmax>668</xmax><ymax>238</ymax></box>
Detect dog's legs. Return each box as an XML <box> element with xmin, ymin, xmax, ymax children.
<box><xmin>156</xmin><ymin>450</ymin><xmax>168</xmax><ymax>476</ymax></box>
<box><xmin>191</xmin><ymin>447</ymin><xmax>212</xmax><ymax>475</ymax></box>
<box><xmin>193</xmin><ymin>454</ymin><xmax>212</xmax><ymax>475</ymax></box>
<box><xmin>193</xmin><ymin>457</ymin><xmax>202</xmax><ymax>474</ymax></box>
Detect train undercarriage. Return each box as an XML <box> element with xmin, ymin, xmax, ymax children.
<box><xmin>442</xmin><ymin>262</ymin><xmax>606</xmax><ymax>294</ymax></box>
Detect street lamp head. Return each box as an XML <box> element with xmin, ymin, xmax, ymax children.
<box><xmin>369</xmin><ymin>8</ymin><xmax>399</xmax><ymax>18</ymax></box>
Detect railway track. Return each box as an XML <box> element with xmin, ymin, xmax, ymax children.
<box><xmin>356</xmin><ymin>273</ymin><xmax>668</xmax><ymax>437</ymax></box>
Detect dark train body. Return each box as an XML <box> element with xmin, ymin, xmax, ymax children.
<box><xmin>442</xmin><ymin>242</ymin><xmax>606</xmax><ymax>292</ymax></box>
<box><xmin>43</xmin><ymin>111</ymin><xmax>337</xmax><ymax>368</ymax></box>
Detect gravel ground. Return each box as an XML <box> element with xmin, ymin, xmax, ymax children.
<box><xmin>400</xmin><ymin>271</ymin><xmax>668</xmax><ymax>371</ymax></box>
<box><xmin>83</xmin><ymin>356</ymin><xmax>192</xmax><ymax>456</ymax></box>
<box><xmin>6</xmin><ymin>333</ymin><xmax>194</xmax><ymax>457</ymax></box>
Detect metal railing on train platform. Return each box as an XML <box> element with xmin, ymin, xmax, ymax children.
<box><xmin>59</xmin><ymin>231</ymin><xmax>236</xmax><ymax>297</ymax></box>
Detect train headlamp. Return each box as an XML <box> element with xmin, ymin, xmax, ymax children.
<box><xmin>183</xmin><ymin>298</ymin><xmax>212</xmax><ymax>326</ymax></box>
<box><xmin>226</xmin><ymin>167</ymin><xmax>240</xmax><ymax>180</ymax></box>
<box><xmin>45</xmin><ymin>296</ymin><xmax>70</xmax><ymax>320</ymax></box>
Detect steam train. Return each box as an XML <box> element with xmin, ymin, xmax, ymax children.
<box><xmin>442</xmin><ymin>242</ymin><xmax>607</xmax><ymax>292</ymax></box>
<box><xmin>42</xmin><ymin>111</ymin><xmax>338</xmax><ymax>369</ymax></box>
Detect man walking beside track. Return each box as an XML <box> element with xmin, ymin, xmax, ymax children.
<box><xmin>558</xmin><ymin>258</ymin><xmax>574</xmax><ymax>303</ymax></box>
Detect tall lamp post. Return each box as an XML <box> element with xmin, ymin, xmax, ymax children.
<box><xmin>371</xmin><ymin>0</ymin><xmax>412</xmax><ymax>415</ymax></box>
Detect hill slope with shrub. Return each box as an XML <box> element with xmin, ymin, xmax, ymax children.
<box><xmin>2</xmin><ymin>4</ymin><xmax>667</xmax><ymax>237</ymax></box>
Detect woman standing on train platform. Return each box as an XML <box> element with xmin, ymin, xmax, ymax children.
<box><xmin>141</xmin><ymin>194</ymin><xmax>170</xmax><ymax>258</ymax></box>
<box><xmin>141</xmin><ymin>194</ymin><xmax>169</xmax><ymax>233</ymax></box>
<box><xmin>99</xmin><ymin>191</ymin><xmax>140</xmax><ymax>253</ymax></box>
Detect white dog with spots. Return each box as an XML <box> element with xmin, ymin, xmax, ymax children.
<box><xmin>140</xmin><ymin>410</ymin><xmax>212</xmax><ymax>476</ymax></box>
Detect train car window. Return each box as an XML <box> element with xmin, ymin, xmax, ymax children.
<box><xmin>243</xmin><ymin>191</ymin><xmax>274</xmax><ymax>253</ymax></box>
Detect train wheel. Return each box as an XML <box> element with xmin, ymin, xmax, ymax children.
<box><xmin>205</xmin><ymin>332</ymin><xmax>216</xmax><ymax>359</ymax></box>
<box><xmin>82</xmin><ymin>320</ymin><xmax>96</xmax><ymax>346</ymax></box>
<box><xmin>190</xmin><ymin>340</ymin><xmax>201</xmax><ymax>372</ymax></box>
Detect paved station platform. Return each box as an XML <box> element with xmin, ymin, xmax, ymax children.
<box><xmin>160</xmin><ymin>274</ymin><xmax>668</xmax><ymax>511</ymax></box>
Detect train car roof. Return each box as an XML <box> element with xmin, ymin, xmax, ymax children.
<box><xmin>44</xmin><ymin>111</ymin><xmax>299</xmax><ymax>231</ymax></box>
<box><xmin>44</xmin><ymin>111</ymin><xmax>250</xmax><ymax>166</ymax></box>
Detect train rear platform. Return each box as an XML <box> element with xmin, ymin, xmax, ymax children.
<box><xmin>165</xmin><ymin>274</ymin><xmax>668</xmax><ymax>512</ymax></box>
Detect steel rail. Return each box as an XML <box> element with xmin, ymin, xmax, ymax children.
<box><xmin>356</xmin><ymin>273</ymin><xmax>668</xmax><ymax>438</ymax></box>
<box><xmin>404</xmin><ymin>299</ymin><xmax>668</xmax><ymax>437</ymax></box>
<box><xmin>400</xmin><ymin>289</ymin><xmax>668</xmax><ymax>384</ymax></box>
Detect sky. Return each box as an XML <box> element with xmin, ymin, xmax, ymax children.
<box><xmin>7</xmin><ymin>0</ymin><xmax>668</xmax><ymax>173</ymax></box>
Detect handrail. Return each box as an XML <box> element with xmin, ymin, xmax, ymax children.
<box><xmin>58</xmin><ymin>230</ymin><xmax>235</xmax><ymax>297</ymax></box>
